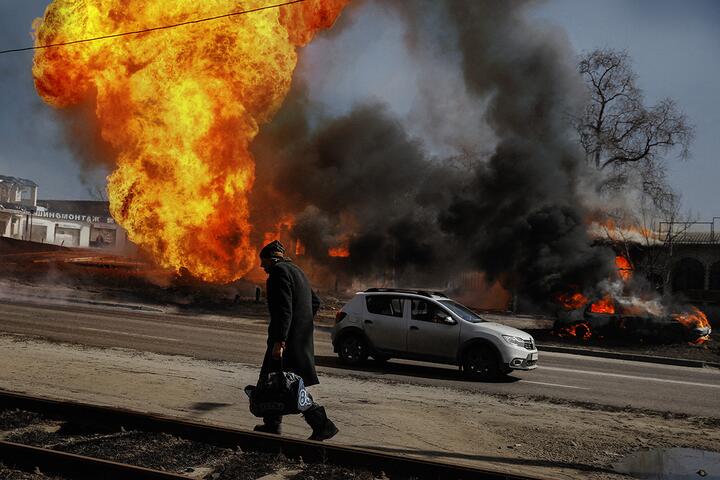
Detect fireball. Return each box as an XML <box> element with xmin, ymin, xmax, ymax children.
<box><xmin>32</xmin><ymin>0</ymin><xmax>349</xmax><ymax>282</ymax></box>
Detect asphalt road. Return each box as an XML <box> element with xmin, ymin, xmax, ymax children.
<box><xmin>1</xmin><ymin>299</ymin><xmax>719</xmax><ymax>418</ymax></box>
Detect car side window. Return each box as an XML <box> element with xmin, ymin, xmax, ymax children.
<box><xmin>411</xmin><ymin>299</ymin><xmax>449</xmax><ymax>324</ymax></box>
<box><xmin>366</xmin><ymin>296</ymin><xmax>405</xmax><ymax>318</ymax></box>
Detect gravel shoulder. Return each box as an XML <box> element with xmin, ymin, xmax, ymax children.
<box><xmin>0</xmin><ymin>335</ymin><xmax>718</xmax><ymax>480</ymax></box>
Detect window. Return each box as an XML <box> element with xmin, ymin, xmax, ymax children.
<box><xmin>439</xmin><ymin>300</ymin><xmax>484</xmax><ymax>323</ymax></box>
<box><xmin>411</xmin><ymin>299</ymin><xmax>450</xmax><ymax>324</ymax></box>
<box><xmin>366</xmin><ymin>296</ymin><xmax>405</xmax><ymax>317</ymax></box>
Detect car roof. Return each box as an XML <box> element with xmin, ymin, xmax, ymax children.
<box><xmin>356</xmin><ymin>288</ymin><xmax>449</xmax><ymax>301</ymax></box>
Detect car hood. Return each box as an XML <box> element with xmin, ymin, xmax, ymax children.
<box><xmin>472</xmin><ymin>322</ymin><xmax>532</xmax><ymax>339</ymax></box>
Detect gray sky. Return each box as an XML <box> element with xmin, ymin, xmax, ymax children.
<box><xmin>0</xmin><ymin>0</ymin><xmax>718</xmax><ymax>218</ymax></box>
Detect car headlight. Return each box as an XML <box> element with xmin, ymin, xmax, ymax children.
<box><xmin>502</xmin><ymin>335</ymin><xmax>526</xmax><ymax>347</ymax></box>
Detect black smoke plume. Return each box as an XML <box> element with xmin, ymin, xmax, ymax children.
<box><xmin>251</xmin><ymin>0</ymin><xmax>615</xmax><ymax>304</ymax></box>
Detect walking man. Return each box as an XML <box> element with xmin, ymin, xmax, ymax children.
<box><xmin>254</xmin><ymin>240</ymin><xmax>339</xmax><ymax>441</ymax></box>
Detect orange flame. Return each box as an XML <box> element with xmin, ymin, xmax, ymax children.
<box><xmin>295</xmin><ymin>239</ymin><xmax>305</xmax><ymax>256</ymax></box>
<box><xmin>555</xmin><ymin>291</ymin><xmax>588</xmax><ymax>310</ymax></box>
<box><xmin>589</xmin><ymin>296</ymin><xmax>615</xmax><ymax>314</ymax></box>
<box><xmin>328</xmin><ymin>246</ymin><xmax>349</xmax><ymax>258</ymax></box>
<box><xmin>615</xmin><ymin>255</ymin><xmax>632</xmax><ymax>282</ymax></box>
<box><xmin>673</xmin><ymin>306</ymin><xmax>711</xmax><ymax>344</ymax></box>
<box><xmin>556</xmin><ymin>321</ymin><xmax>593</xmax><ymax>341</ymax></box>
<box><xmin>32</xmin><ymin>0</ymin><xmax>349</xmax><ymax>282</ymax></box>
<box><xmin>589</xmin><ymin>217</ymin><xmax>654</xmax><ymax>243</ymax></box>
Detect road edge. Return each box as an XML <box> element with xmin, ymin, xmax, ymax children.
<box><xmin>537</xmin><ymin>344</ymin><xmax>720</xmax><ymax>369</ymax></box>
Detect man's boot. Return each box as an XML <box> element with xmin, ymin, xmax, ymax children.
<box><xmin>303</xmin><ymin>406</ymin><xmax>339</xmax><ymax>441</ymax></box>
<box><xmin>254</xmin><ymin>416</ymin><xmax>282</xmax><ymax>435</ymax></box>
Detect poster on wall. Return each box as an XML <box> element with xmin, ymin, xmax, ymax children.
<box><xmin>90</xmin><ymin>227</ymin><xmax>116</xmax><ymax>248</ymax></box>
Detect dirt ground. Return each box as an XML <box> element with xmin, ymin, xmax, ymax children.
<box><xmin>1</xmin><ymin>335</ymin><xmax>718</xmax><ymax>480</ymax></box>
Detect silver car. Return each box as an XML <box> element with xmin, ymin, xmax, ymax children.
<box><xmin>331</xmin><ymin>288</ymin><xmax>538</xmax><ymax>380</ymax></box>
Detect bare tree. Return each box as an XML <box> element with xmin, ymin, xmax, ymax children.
<box><xmin>576</xmin><ymin>48</ymin><xmax>694</xmax><ymax>207</ymax></box>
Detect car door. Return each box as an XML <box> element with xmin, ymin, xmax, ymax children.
<box><xmin>407</xmin><ymin>299</ymin><xmax>460</xmax><ymax>360</ymax></box>
<box><xmin>363</xmin><ymin>295</ymin><xmax>408</xmax><ymax>353</ymax></box>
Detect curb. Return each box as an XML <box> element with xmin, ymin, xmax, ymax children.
<box><xmin>537</xmin><ymin>344</ymin><xmax>718</xmax><ymax>368</ymax></box>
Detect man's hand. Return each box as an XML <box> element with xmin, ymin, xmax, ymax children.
<box><xmin>272</xmin><ymin>341</ymin><xmax>285</xmax><ymax>360</ymax></box>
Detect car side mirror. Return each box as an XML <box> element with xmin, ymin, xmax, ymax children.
<box><xmin>443</xmin><ymin>316</ymin><xmax>456</xmax><ymax>325</ymax></box>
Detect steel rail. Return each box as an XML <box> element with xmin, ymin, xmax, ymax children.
<box><xmin>0</xmin><ymin>390</ymin><xmax>546</xmax><ymax>480</ymax></box>
<box><xmin>0</xmin><ymin>440</ymin><xmax>189</xmax><ymax>480</ymax></box>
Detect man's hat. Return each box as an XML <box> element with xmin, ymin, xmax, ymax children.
<box><xmin>259</xmin><ymin>240</ymin><xmax>286</xmax><ymax>259</ymax></box>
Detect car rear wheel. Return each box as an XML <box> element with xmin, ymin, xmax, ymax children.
<box><xmin>338</xmin><ymin>334</ymin><xmax>369</xmax><ymax>365</ymax></box>
<box><xmin>461</xmin><ymin>345</ymin><xmax>501</xmax><ymax>381</ymax></box>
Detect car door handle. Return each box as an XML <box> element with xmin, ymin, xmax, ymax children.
<box><xmin>410</xmin><ymin>326</ymin><xmax>419</xmax><ymax>330</ymax></box>
<box><xmin>364</xmin><ymin>320</ymin><xmax>373</xmax><ymax>324</ymax></box>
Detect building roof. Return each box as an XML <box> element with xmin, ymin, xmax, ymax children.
<box><xmin>0</xmin><ymin>202</ymin><xmax>35</xmax><ymax>213</ymax></box>
<box><xmin>0</xmin><ymin>175</ymin><xmax>37</xmax><ymax>187</ymax></box>
<box><xmin>667</xmin><ymin>231</ymin><xmax>720</xmax><ymax>245</ymax></box>
<box><xmin>37</xmin><ymin>200</ymin><xmax>111</xmax><ymax>217</ymax></box>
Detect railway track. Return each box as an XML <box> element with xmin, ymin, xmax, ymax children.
<box><xmin>0</xmin><ymin>390</ymin><xmax>546</xmax><ymax>480</ymax></box>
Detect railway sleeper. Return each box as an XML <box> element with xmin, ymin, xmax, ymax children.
<box><xmin>0</xmin><ymin>391</ymin><xmax>543</xmax><ymax>480</ymax></box>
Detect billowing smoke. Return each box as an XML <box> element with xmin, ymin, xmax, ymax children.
<box><xmin>251</xmin><ymin>0</ymin><xmax>615</xmax><ymax>304</ymax></box>
<box><xmin>251</xmin><ymin>92</ymin><xmax>463</xmax><ymax>285</ymax></box>
<box><xmin>437</xmin><ymin>1</ymin><xmax>616</xmax><ymax>299</ymax></box>
<box><xmin>56</xmin><ymin>98</ymin><xmax>117</xmax><ymax>191</ymax></box>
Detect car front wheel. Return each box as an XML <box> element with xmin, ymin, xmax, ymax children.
<box><xmin>338</xmin><ymin>334</ymin><xmax>369</xmax><ymax>365</ymax></box>
<box><xmin>461</xmin><ymin>345</ymin><xmax>501</xmax><ymax>381</ymax></box>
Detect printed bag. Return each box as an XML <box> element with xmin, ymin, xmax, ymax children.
<box><xmin>245</xmin><ymin>370</ymin><xmax>314</xmax><ymax>418</ymax></box>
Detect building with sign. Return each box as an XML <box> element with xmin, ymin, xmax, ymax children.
<box><xmin>0</xmin><ymin>175</ymin><xmax>133</xmax><ymax>253</ymax></box>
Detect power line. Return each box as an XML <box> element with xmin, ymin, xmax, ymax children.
<box><xmin>0</xmin><ymin>0</ymin><xmax>305</xmax><ymax>56</ymax></box>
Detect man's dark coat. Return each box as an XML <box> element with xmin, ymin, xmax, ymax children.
<box><xmin>260</xmin><ymin>260</ymin><xmax>321</xmax><ymax>386</ymax></box>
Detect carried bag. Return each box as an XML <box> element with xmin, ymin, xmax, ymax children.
<box><xmin>244</xmin><ymin>360</ymin><xmax>314</xmax><ymax>418</ymax></box>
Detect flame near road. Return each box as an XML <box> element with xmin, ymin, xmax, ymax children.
<box><xmin>32</xmin><ymin>0</ymin><xmax>348</xmax><ymax>282</ymax></box>
<box><xmin>555</xmin><ymin>254</ymin><xmax>712</xmax><ymax>343</ymax></box>
<box><xmin>673</xmin><ymin>307</ymin><xmax>711</xmax><ymax>344</ymax></box>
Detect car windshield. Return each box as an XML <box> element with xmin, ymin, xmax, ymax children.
<box><xmin>439</xmin><ymin>300</ymin><xmax>484</xmax><ymax>323</ymax></box>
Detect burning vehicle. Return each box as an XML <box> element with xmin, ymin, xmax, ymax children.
<box><xmin>553</xmin><ymin>252</ymin><xmax>712</xmax><ymax>345</ymax></box>
<box><xmin>555</xmin><ymin>295</ymin><xmax>711</xmax><ymax>344</ymax></box>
